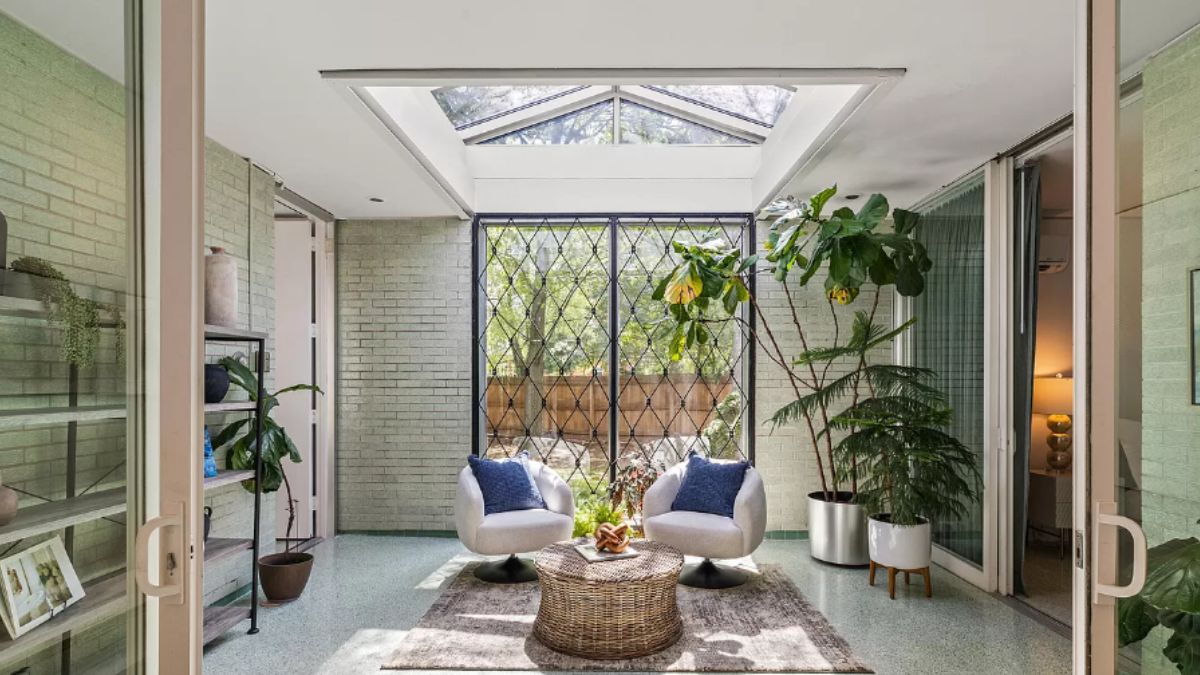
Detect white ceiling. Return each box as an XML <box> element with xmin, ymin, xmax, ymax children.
<box><xmin>5</xmin><ymin>1</ymin><xmax>1200</xmax><ymax>220</ymax></box>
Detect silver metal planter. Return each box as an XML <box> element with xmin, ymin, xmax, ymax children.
<box><xmin>807</xmin><ymin>491</ymin><xmax>869</xmax><ymax>566</ymax></box>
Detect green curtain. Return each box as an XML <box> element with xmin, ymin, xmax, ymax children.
<box><xmin>911</xmin><ymin>178</ymin><xmax>987</xmax><ymax>566</ymax></box>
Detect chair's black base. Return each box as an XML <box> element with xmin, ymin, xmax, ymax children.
<box><xmin>474</xmin><ymin>554</ymin><xmax>538</xmax><ymax>584</ymax></box>
<box><xmin>679</xmin><ymin>558</ymin><xmax>749</xmax><ymax>589</ymax></box>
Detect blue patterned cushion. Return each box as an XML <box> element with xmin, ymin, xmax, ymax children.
<box><xmin>670</xmin><ymin>454</ymin><xmax>748</xmax><ymax>518</ymax></box>
<box><xmin>468</xmin><ymin>452</ymin><xmax>546</xmax><ymax>515</ymax></box>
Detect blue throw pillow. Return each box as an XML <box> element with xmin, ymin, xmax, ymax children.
<box><xmin>467</xmin><ymin>452</ymin><xmax>546</xmax><ymax>515</ymax></box>
<box><xmin>670</xmin><ymin>453</ymin><xmax>749</xmax><ymax>518</ymax></box>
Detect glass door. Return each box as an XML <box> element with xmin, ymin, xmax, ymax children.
<box><xmin>1082</xmin><ymin>0</ymin><xmax>1200</xmax><ymax>672</ymax></box>
<box><xmin>0</xmin><ymin>1</ymin><xmax>151</xmax><ymax>672</ymax></box>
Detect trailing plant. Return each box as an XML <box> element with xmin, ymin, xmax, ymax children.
<box><xmin>10</xmin><ymin>256</ymin><xmax>123</xmax><ymax>369</ymax></box>
<box><xmin>653</xmin><ymin>186</ymin><xmax>932</xmax><ymax>502</ymax></box>
<box><xmin>211</xmin><ymin>355</ymin><xmax>321</xmax><ymax>550</ymax></box>
<box><xmin>573</xmin><ymin>494</ymin><xmax>624</xmax><ymax>538</ymax></box>
<box><xmin>1118</xmin><ymin>520</ymin><xmax>1200</xmax><ymax>673</ymax></box>
<box><xmin>608</xmin><ymin>456</ymin><xmax>663</xmax><ymax>526</ymax></box>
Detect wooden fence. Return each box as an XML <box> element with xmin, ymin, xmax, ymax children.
<box><xmin>484</xmin><ymin>374</ymin><xmax>734</xmax><ymax>443</ymax></box>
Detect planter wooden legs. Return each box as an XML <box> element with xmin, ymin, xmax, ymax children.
<box><xmin>868</xmin><ymin>560</ymin><xmax>931</xmax><ymax>599</ymax></box>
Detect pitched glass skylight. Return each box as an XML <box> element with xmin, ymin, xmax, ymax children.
<box><xmin>643</xmin><ymin>85</ymin><xmax>793</xmax><ymax>127</ymax></box>
<box><xmin>619</xmin><ymin>101</ymin><xmax>750</xmax><ymax>145</ymax></box>
<box><xmin>422</xmin><ymin>84</ymin><xmax>803</xmax><ymax>145</ymax></box>
<box><xmin>432</xmin><ymin>85</ymin><xmax>584</xmax><ymax>129</ymax></box>
<box><xmin>481</xmin><ymin>101</ymin><xmax>614</xmax><ymax>145</ymax></box>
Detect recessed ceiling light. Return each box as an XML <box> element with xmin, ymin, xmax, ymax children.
<box><xmin>844</xmin><ymin>194</ymin><xmax>861</xmax><ymax>201</ymax></box>
<box><xmin>369</xmin><ymin>197</ymin><xmax>384</xmax><ymax>203</ymax></box>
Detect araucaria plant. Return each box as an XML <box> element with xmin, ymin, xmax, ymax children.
<box><xmin>653</xmin><ymin>186</ymin><xmax>941</xmax><ymax>504</ymax></box>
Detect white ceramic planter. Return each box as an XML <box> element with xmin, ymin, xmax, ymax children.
<box><xmin>868</xmin><ymin>515</ymin><xmax>931</xmax><ymax>570</ymax></box>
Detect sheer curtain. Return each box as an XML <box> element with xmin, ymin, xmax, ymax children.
<box><xmin>910</xmin><ymin>177</ymin><xmax>987</xmax><ymax>565</ymax></box>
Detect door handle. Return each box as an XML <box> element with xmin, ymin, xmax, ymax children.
<box><xmin>1092</xmin><ymin>501</ymin><xmax>1147</xmax><ymax>603</ymax></box>
<box><xmin>135</xmin><ymin>511</ymin><xmax>184</xmax><ymax>599</ymax></box>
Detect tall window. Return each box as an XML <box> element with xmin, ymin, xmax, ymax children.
<box><xmin>473</xmin><ymin>215</ymin><xmax>754</xmax><ymax>496</ymax></box>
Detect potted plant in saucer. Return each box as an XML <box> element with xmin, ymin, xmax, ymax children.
<box><xmin>212</xmin><ymin>355</ymin><xmax>321</xmax><ymax>603</ymax></box>
<box><xmin>654</xmin><ymin>186</ymin><xmax>933</xmax><ymax>565</ymax></box>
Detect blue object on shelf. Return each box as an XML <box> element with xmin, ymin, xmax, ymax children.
<box><xmin>203</xmin><ymin>426</ymin><xmax>218</xmax><ymax>478</ymax></box>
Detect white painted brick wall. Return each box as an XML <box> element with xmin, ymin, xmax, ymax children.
<box><xmin>336</xmin><ymin>219</ymin><xmax>472</xmax><ymax>531</ymax></box>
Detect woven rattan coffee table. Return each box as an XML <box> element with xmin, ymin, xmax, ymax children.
<box><xmin>533</xmin><ymin>540</ymin><xmax>684</xmax><ymax>660</ymax></box>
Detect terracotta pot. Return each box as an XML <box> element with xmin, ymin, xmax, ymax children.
<box><xmin>258</xmin><ymin>552</ymin><xmax>313</xmax><ymax>604</ymax></box>
<box><xmin>868</xmin><ymin>514</ymin><xmax>932</xmax><ymax>570</ymax></box>
<box><xmin>0</xmin><ymin>485</ymin><xmax>17</xmax><ymax>526</ymax></box>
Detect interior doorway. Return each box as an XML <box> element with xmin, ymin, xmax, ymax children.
<box><xmin>271</xmin><ymin>199</ymin><xmax>328</xmax><ymax>540</ymax></box>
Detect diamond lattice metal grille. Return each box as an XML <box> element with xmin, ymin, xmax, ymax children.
<box><xmin>474</xmin><ymin>214</ymin><xmax>753</xmax><ymax>499</ymax></box>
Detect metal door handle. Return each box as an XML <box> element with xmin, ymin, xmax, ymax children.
<box><xmin>135</xmin><ymin>512</ymin><xmax>183</xmax><ymax>598</ymax></box>
<box><xmin>1092</xmin><ymin>501</ymin><xmax>1147</xmax><ymax>603</ymax></box>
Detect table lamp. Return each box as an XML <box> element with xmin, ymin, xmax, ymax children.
<box><xmin>1033</xmin><ymin>373</ymin><xmax>1074</xmax><ymax>471</ymax></box>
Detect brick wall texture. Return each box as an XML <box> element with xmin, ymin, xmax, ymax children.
<box><xmin>335</xmin><ymin>219</ymin><xmax>472</xmax><ymax>531</ymax></box>
<box><xmin>334</xmin><ymin>218</ymin><xmax>884</xmax><ymax>532</ymax></box>
<box><xmin>0</xmin><ymin>11</ymin><xmax>275</xmax><ymax>669</ymax></box>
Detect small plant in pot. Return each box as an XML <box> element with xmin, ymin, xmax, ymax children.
<box><xmin>653</xmin><ymin>186</ymin><xmax>932</xmax><ymax>565</ymax></box>
<box><xmin>211</xmin><ymin>356</ymin><xmax>321</xmax><ymax>604</ymax></box>
<box><xmin>827</xmin><ymin>349</ymin><xmax>980</xmax><ymax>585</ymax></box>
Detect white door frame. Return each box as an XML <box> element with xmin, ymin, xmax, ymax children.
<box><xmin>273</xmin><ymin>192</ymin><xmax>337</xmax><ymax>541</ymax></box>
<box><xmin>133</xmin><ymin>0</ymin><xmax>206</xmax><ymax>673</ymax></box>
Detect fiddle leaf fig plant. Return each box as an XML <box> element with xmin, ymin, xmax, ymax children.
<box><xmin>211</xmin><ymin>355</ymin><xmax>321</xmax><ymax>549</ymax></box>
<box><xmin>653</xmin><ymin>185</ymin><xmax>935</xmax><ymax>501</ymax></box>
<box><xmin>1118</xmin><ymin>521</ymin><xmax>1200</xmax><ymax>673</ymax></box>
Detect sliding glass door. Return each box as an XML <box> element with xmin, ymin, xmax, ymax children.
<box><xmin>1082</xmin><ymin>0</ymin><xmax>1200</xmax><ymax>672</ymax></box>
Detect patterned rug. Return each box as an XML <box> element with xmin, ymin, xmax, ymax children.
<box><xmin>384</xmin><ymin>563</ymin><xmax>871</xmax><ymax>672</ymax></box>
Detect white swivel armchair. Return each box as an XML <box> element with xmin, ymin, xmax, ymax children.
<box><xmin>642</xmin><ymin>458</ymin><xmax>766</xmax><ymax>588</ymax></box>
<box><xmin>455</xmin><ymin>458</ymin><xmax>573</xmax><ymax>583</ymax></box>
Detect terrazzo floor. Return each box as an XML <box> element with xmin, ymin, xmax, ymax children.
<box><xmin>202</xmin><ymin>535</ymin><xmax>1071</xmax><ymax>675</ymax></box>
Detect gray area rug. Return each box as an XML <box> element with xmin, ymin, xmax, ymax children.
<box><xmin>384</xmin><ymin>563</ymin><xmax>871</xmax><ymax>672</ymax></box>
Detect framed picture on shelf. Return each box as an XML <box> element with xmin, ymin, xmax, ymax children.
<box><xmin>0</xmin><ymin>536</ymin><xmax>85</xmax><ymax>639</ymax></box>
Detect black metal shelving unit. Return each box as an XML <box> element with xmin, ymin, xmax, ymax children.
<box><xmin>202</xmin><ymin>324</ymin><xmax>266</xmax><ymax>644</ymax></box>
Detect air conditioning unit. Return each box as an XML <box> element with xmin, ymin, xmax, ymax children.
<box><xmin>1039</xmin><ymin>235</ymin><xmax>1070</xmax><ymax>274</ymax></box>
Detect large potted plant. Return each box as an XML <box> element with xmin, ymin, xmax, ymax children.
<box><xmin>212</xmin><ymin>355</ymin><xmax>321</xmax><ymax>604</ymax></box>
<box><xmin>654</xmin><ymin>186</ymin><xmax>932</xmax><ymax>564</ymax></box>
<box><xmin>823</xmin><ymin>331</ymin><xmax>980</xmax><ymax>576</ymax></box>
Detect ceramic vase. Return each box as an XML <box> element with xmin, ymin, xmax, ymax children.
<box><xmin>204</xmin><ymin>246</ymin><xmax>237</xmax><ymax>327</ymax></box>
<box><xmin>204</xmin><ymin>364</ymin><xmax>230</xmax><ymax>403</ymax></box>
<box><xmin>0</xmin><ymin>483</ymin><xmax>18</xmax><ymax>526</ymax></box>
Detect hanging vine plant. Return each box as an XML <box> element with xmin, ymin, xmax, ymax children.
<box><xmin>9</xmin><ymin>256</ymin><xmax>122</xmax><ymax>369</ymax></box>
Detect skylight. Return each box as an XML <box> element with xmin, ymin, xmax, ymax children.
<box><xmin>482</xmin><ymin>101</ymin><xmax>614</xmax><ymax>145</ymax></box>
<box><xmin>619</xmin><ymin>101</ymin><xmax>750</xmax><ymax>145</ymax></box>
<box><xmin>643</xmin><ymin>85</ymin><xmax>793</xmax><ymax>127</ymax></box>
<box><xmin>431</xmin><ymin>85</ymin><xmax>585</xmax><ymax>129</ymax></box>
<box><xmin>426</xmin><ymin>85</ymin><xmax>792</xmax><ymax>146</ymax></box>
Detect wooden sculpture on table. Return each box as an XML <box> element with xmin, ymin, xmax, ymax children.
<box><xmin>593</xmin><ymin>522</ymin><xmax>630</xmax><ymax>553</ymax></box>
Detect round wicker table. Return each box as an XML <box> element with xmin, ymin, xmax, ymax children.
<box><xmin>533</xmin><ymin>540</ymin><xmax>684</xmax><ymax>660</ymax></box>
